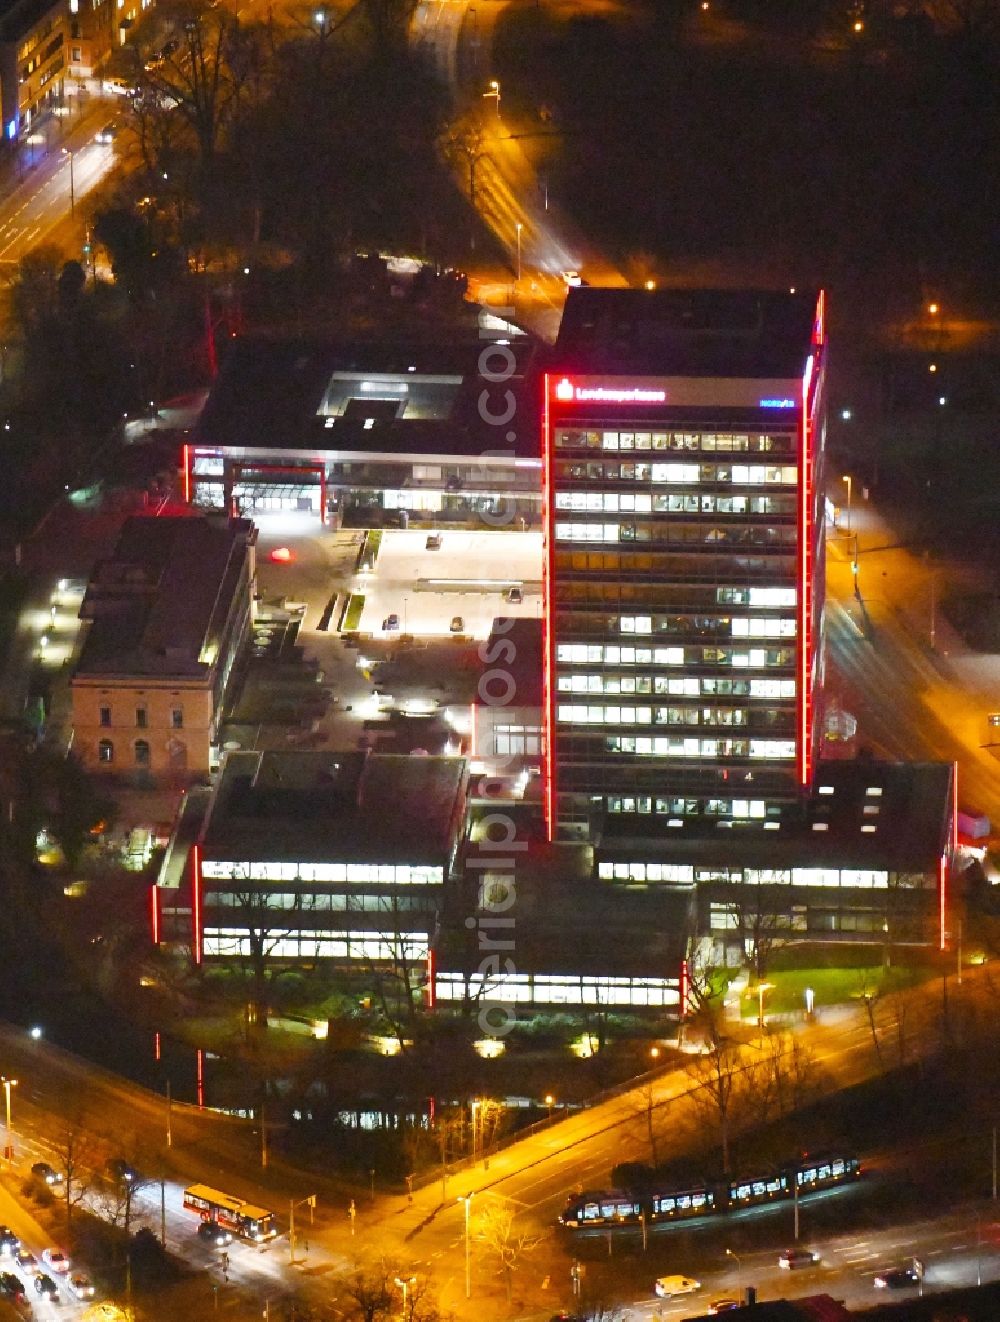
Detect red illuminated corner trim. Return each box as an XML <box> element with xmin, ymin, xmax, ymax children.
<box><xmin>813</xmin><ymin>290</ymin><xmax>826</xmax><ymax>347</ymax></box>
<box><xmin>150</xmin><ymin>883</ymin><xmax>160</xmax><ymax>946</ymax></box>
<box><xmin>679</xmin><ymin>958</ymin><xmax>689</xmax><ymax>1019</ymax></box>
<box><xmin>797</xmin><ymin>352</ymin><xmax>816</xmax><ymax>787</ymax></box>
<box><xmin>542</xmin><ymin>373</ymin><xmax>557</xmax><ymax>840</ymax></box>
<box><xmin>191</xmin><ymin>843</ymin><xmax>203</xmax><ymax>965</ymax></box>
<box><xmin>182</xmin><ymin>444</ymin><xmax>192</xmax><ymax>505</ymax></box>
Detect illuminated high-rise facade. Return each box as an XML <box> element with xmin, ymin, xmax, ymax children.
<box><xmin>543</xmin><ymin>288</ymin><xmax>826</xmax><ymax>840</ymax></box>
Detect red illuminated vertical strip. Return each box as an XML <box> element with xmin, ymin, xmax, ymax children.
<box><xmin>798</xmin><ymin>353</ymin><xmax>816</xmax><ymax>786</ymax></box>
<box><xmin>542</xmin><ymin>373</ymin><xmax>557</xmax><ymax>840</ymax></box>
<box><xmin>182</xmin><ymin>444</ymin><xmax>192</xmax><ymax>505</ymax></box>
<box><xmin>150</xmin><ymin>882</ymin><xmax>160</xmax><ymax>946</ymax></box>
<box><xmin>196</xmin><ymin>1048</ymin><xmax>205</xmax><ymax>1110</ymax></box>
<box><xmin>154</xmin><ymin>1031</ymin><xmax>161</xmax><ymax>1062</ymax></box>
<box><xmin>469</xmin><ymin>702</ymin><xmax>477</xmax><ymax>758</ymax></box>
<box><xmin>679</xmin><ymin>958</ymin><xmax>689</xmax><ymax>1019</ymax></box>
<box><xmin>191</xmin><ymin>843</ymin><xmax>203</xmax><ymax>966</ymax></box>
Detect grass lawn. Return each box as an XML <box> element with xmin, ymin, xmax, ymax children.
<box><xmin>341</xmin><ymin>593</ymin><xmax>365</xmax><ymax>632</ymax></box>
<box><xmin>743</xmin><ymin>963</ymin><xmax>936</xmax><ymax>1018</ymax></box>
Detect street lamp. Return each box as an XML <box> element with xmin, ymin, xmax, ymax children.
<box><xmin>725</xmin><ymin>1247</ymin><xmax>742</xmax><ymax>1290</ymax></box>
<box><xmin>0</xmin><ymin>1078</ymin><xmax>16</xmax><ymax>1161</ymax></box>
<box><xmin>483</xmin><ymin>78</ymin><xmax>501</xmax><ymax>117</ymax></box>
<box><xmin>394</xmin><ymin>1274</ymin><xmax>416</xmax><ymax>1322</ymax></box>
<box><xmin>515</xmin><ymin>221</ymin><xmax>522</xmax><ymax>283</ymax></box>
<box><xmin>755</xmin><ymin>981</ymin><xmax>774</xmax><ymax>1031</ymax></box>
<box><xmin>841</xmin><ymin>474</ymin><xmax>852</xmax><ymax>534</ymax></box>
<box><xmin>61</xmin><ymin>147</ymin><xmax>74</xmax><ymax>217</ymax></box>
<box><xmin>457</xmin><ymin>1193</ymin><xmax>473</xmax><ymax>1298</ymax></box>
<box><xmin>544</xmin><ymin>1093</ymin><xmax>554</xmax><ymax>1122</ymax></box>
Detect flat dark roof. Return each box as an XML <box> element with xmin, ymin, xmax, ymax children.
<box><xmin>437</xmin><ymin>840</ymin><xmax>691</xmax><ymax>976</ymax></box>
<box><xmin>74</xmin><ymin>515</ymin><xmax>253</xmax><ymax>679</ymax></box>
<box><xmin>598</xmin><ymin>761</ymin><xmax>953</xmax><ymax>873</ymax></box>
<box><xmin>200</xmin><ymin>750</ymin><xmax>468</xmax><ymax>864</ymax></box>
<box><xmin>194</xmin><ymin>337</ymin><xmax>540</xmax><ymax>460</ymax></box>
<box><xmin>553</xmin><ymin>287</ymin><xmax>820</xmax><ymax>378</ymax></box>
<box><xmin>475</xmin><ymin>617</ymin><xmax>543</xmax><ymax>707</ymax></box>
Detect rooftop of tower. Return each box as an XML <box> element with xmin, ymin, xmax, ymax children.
<box><xmin>553</xmin><ymin>287</ymin><xmax>821</xmax><ymax>378</ymax></box>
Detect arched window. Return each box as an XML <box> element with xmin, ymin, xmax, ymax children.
<box><xmin>134</xmin><ymin>739</ymin><xmax>151</xmax><ymax>767</ymax></box>
<box><xmin>98</xmin><ymin>739</ymin><xmax>114</xmax><ymax>764</ymax></box>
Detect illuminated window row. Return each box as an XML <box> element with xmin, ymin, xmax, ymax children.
<box><xmin>560</xmin><ymin>475</ymin><xmax>799</xmax><ymax>515</ymax></box>
<box><xmin>203</xmin><ymin>928</ymin><xmax>430</xmax><ymax>961</ymax></box>
<box><xmin>556</xmin><ymin>643</ymin><xmax>795</xmax><ymax>669</ymax></box>
<box><xmin>555</xmin><ymin>455</ymin><xmax>797</xmax><ymax>484</ymax></box>
<box><xmin>721</xmin><ymin>587</ymin><xmax>796</xmax><ymax>607</ymax></box>
<box><xmin>205</xmin><ymin>891</ymin><xmax>428</xmax><ymax>912</ymax></box>
<box><xmin>200</xmin><ymin>860</ymin><xmax>444</xmax><ymax>885</ymax></box>
<box><xmin>555</xmin><ymin>489</ymin><xmax>798</xmax><ymax>512</ymax></box>
<box><xmin>620</xmin><ymin>615</ymin><xmax>796</xmax><ymax>639</ymax></box>
<box><xmin>607</xmin><ymin>797</ymin><xmax>768</xmax><ymax>818</ymax></box>
<box><xmin>604</xmin><ymin>736</ymin><xmax>796</xmax><ymax>759</ymax></box>
<box><xmin>557</xmin><ymin>674</ymin><xmax>796</xmax><ymax>699</ymax></box>
<box><xmin>434</xmin><ymin>971</ymin><xmax>679</xmax><ymax>1008</ymax></box>
<box><xmin>558</xmin><ymin>704</ymin><xmax>752</xmax><ymax>727</ymax></box>
<box><xmin>554</xmin><ymin>430</ymin><xmax>792</xmax><ymax>454</ymax></box>
<box><xmin>554</xmin><ymin>522</ymin><xmax>797</xmax><ymax>547</ymax></box>
<box><xmin>601</xmin><ymin>864</ymin><xmax>890</xmax><ymax>888</ymax></box>
<box><xmin>710</xmin><ymin>904</ymin><xmax>807</xmax><ymax>932</ymax></box>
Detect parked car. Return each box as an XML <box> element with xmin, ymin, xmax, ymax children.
<box><xmin>197</xmin><ymin>1220</ymin><xmax>233</xmax><ymax>1247</ymax></box>
<box><xmin>68</xmin><ymin>1273</ymin><xmax>96</xmax><ymax>1300</ymax></box>
<box><xmin>778</xmin><ymin>1247</ymin><xmax>819</xmax><ymax>1270</ymax></box>
<box><xmin>0</xmin><ymin>1226</ymin><xmax>18</xmax><ymax>1254</ymax></box>
<box><xmin>874</xmin><ymin>1266</ymin><xmax>919</xmax><ymax>1289</ymax></box>
<box><xmin>30</xmin><ymin>1162</ymin><xmax>62</xmax><ymax>1185</ymax></box>
<box><xmin>383</xmin><ymin>614</ymin><xmax>400</xmax><ymax>632</ymax></box>
<box><xmin>450</xmin><ymin>615</ymin><xmax>465</xmax><ymax>633</ymax></box>
<box><xmin>33</xmin><ymin>1273</ymin><xmax>58</xmax><ymax>1300</ymax></box>
<box><xmin>425</xmin><ymin>534</ymin><xmax>442</xmax><ymax>550</ymax></box>
<box><xmin>41</xmin><ymin>1248</ymin><xmax>70</xmax><ymax>1274</ymax></box>
<box><xmin>654</xmin><ymin>1275</ymin><xmax>700</xmax><ymax>1298</ymax></box>
<box><xmin>15</xmin><ymin>1248</ymin><xmax>36</xmax><ymax>1270</ymax></box>
<box><xmin>504</xmin><ymin>585</ymin><xmax>523</xmax><ymax>604</ymax></box>
<box><xmin>0</xmin><ymin>1272</ymin><xmax>24</xmax><ymax>1302</ymax></box>
<box><xmin>561</xmin><ymin>270</ymin><xmax>583</xmax><ymax>287</ymax></box>
<box><xmin>707</xmin><ymin>1302</ymin><xmax>741</xmax><ymax>1315</ymax></box>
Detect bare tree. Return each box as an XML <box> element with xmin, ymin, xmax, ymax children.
<box><xmin>218</xmin><ymin>873</ymin><xmax>305</xmax><ymax>1036</ymax></box>
<box><xmin>341</xmin><ymin>1264</ymin><xmax>392</xmax><ymax>1322</ymax></box>
<box><xmin>52</xmin><ymin>1119</ymin><xmax>107</xmax><ymax>1235</ymax></box>
<box><xmin>683</xmin><ymin>963</ymin><xmax>743</xmax><ymax>1174</ymax></box>
<box><xmin>628</xmin><ymin>1079</ymin><xmax>662</xmax><ymax>1169</ymax></box>
<box><xmin>473</xmin><ymin>1196</ymin><xmax>539</xmax><ymax>1305</ymax></box>
<box><xmin>339</xmin><ymin>1261</ymin><xmax>440</xmax><ymax>1322</ymax></box>
<box><xmin>726</xmin><ymin>884</ymin><xmax>789</xmax><ymax>982</ymax></box>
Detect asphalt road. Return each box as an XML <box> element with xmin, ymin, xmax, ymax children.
<box><xmin>825</xmin><ymin>500</ymin><xmax>1000</xmax><ymax>825</ymax></box>
<box><xmin>0</xmin><ymin>99</ymin><xmax>121</xmax><ymax>276</ymax></box>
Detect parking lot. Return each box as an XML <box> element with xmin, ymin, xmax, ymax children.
<box><xmin>356</xmin><ymin>529</ymin><xmax>542</xmax><ymax>639</ymax></box>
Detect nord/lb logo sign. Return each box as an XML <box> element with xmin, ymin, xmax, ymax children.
<box><xmin>553</xmin><ymin>378</ymin><xmax>667</xmax><ymax>405</ymax></box>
